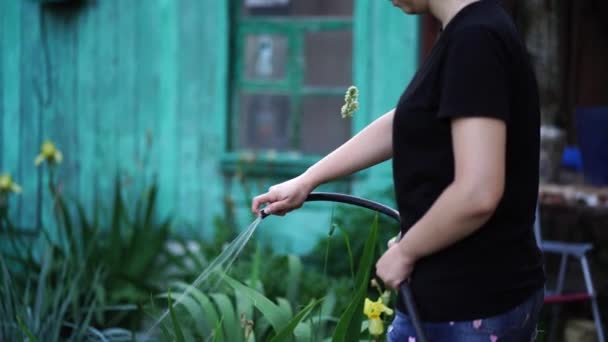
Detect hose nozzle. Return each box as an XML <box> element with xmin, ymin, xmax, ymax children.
<box><xmin>260</xmin><ymin>209</ymin><xmax>270</xmax><ymax>219</ymax></box>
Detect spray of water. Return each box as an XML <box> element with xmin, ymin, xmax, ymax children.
<box><xmin>143</xmin><ymin>216</ymin><xmax>263</xmax><ymax>339</ymax></box>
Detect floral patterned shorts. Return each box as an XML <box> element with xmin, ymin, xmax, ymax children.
<box><xmin>387</xmin><ymin>288</ymin><xmax>544</xmax><ymax>342</ymax></box>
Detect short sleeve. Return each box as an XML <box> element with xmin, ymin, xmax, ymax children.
<box><xmin>437</xmin><ymin>27</ymin><xmax>510</xmax><ymax>122</ymax></box>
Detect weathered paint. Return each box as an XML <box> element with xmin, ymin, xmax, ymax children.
<box><xmin>353</xmin><ymin>0</ymin><xmax>420</xmax><ymax>202</ymax></box>
<box><xmin>0</xmin><ymin>1</ymin><xmax>418</xmax><ymax>253</ymax></box>
<box><xmin>1</xmin><ymin>1</ymin><xmax>229</xmax><ymax>239</ymax></box>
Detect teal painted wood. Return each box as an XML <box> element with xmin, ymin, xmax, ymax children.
<box><xmin>176</xmin><ymin>0</ymin><xmax>205</xmax><ymax>229</ymax></box>
<box><xmin>208</xmin><ymin>1</ymin><xmax>231</xmax><ymax>235</ymax></box>
<box><xmin>134</xmin><ymin>1</ymin><xmax>158</xmax><ymax>203</ymax></box>
<box><xmin>156</xmin><ymin>0</ymin><xmax>179</xmax><ymax>221</ymax></box>
<box><xmin>115</xmin><ymin>0</ymin><xmax>141</xmax><ymax>211</ymax></box>
<box><xmin>75</xmin><ymin>4</ymin><xmax>98</xmax><ymax>221</ymax></box>
<box><xmin>0</xmin><ymin>1</ymin><xmax>230</xmax><ymax>239</ymax></box>
<box><xmin>35</xmin><ymin>5</ymin><xmax>64</xmax><ymax>238</ymax></box>
<box><xmin>1</xmin><ymin>1</ymin><xmax>22</xmax><ymax>222</ymax></box>
<box><xmin>352</xmin><ymin>0</ymin><xmax>420</xmax><ymax>203</ymax></box>
<box><xmin>18</xmin><ymin>1</ymin><xmax>43</xmax><ymax>230</ymax></box>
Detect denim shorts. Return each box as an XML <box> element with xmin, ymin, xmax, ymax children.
<box><xmin>387</xmin><ymin>288</ymin><xmax>544</xmax><ymax>342</ymax></box>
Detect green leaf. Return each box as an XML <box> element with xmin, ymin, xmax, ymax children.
<box><xmin>181</xmin><ymin>296</ymin><xmax>208</xmax><ymax>337</ymax></box>
<box><xmin>249</xmin><ymin>243</ymin><xmax>262</xmax><ymax>288</ymax></box>
<box><xmin>332</xmin><ymin>214</ymin><xmax>378</xmax><ymax>342</ymax></box>
<box><xmin>110</xmin><ymin>176</ymin><xmax>126</xmax><ymax>266</ymax></box>
<box><xmin>56</xmin><ymin>196</ymin><xmax>76</xmax><ymax>257</ymax></box>
<box><xmin>222</xmin><ymin>274</ymin><xmax>288</xmax><ymax>333</ymax></box>
<box><xmin>159</xmin><ymin>323</ymin><xmax>173</xmax><ymax>341</ymax></box>
<box><xmin>354</xmin><ymin>214</ymin><xmax>378</xmax><ymax>287</ymax></box>
<box><xmin>235</xmin><ymin>290</ymin><xmax>254</xmax><ymax>329</ymax></box>
<box><xmin>319</xmin><ymin>290</ymin><xmax>337</xmax><ymax>320</ymax></box>
<box><xmin>269</xmin><ymin>298</ymin><xmax>322</xmax><ymax>342</ymax></box>
<box><xmin>144</xmin><ymin>184</ymin><xmax>158</xmax><ymax>229</ymax></box>
<box><xmin>212</xmin><ymin>316</ymin><xmax>225</xmax><ymax>342</ymax></box>
<box><xmin>311</xmin><ymin>289</ymin><xmax>337</xmax><ymax>337</ymax></box>
<box><xmin>335</xmin><ymin>224</ymin><xmax>355</xmax><ymax>281</ymax></box>
<box><xmin>171</xmin><ymin>282</ymin><xmax>220</xmax><ymax>336</ymax></box>
<box><xmin>0</xmin><ymin>255</ymin><xmax>16</xmax><ymax>336</ymax></box>
<box><xmin>294</xmin><ymin>321</ymin><xmax>312</xmax><ymax>342</ymax></box>
<box><xmin>34</xmin><ymin>247</ymin><xmax>52</xmax><ymax>328</ymax></box>
<box><xmin>254</xmin><ymin>320</ymin><xmax>272</xmax><ymax>341</ymax></box>
<box><xmin>286</xmin><ymin>255</ymin><xmax>302</xmax><ymax>307</ymax></box>
<box><xmin>210</xmin><ymin>293</ymin><xmax>238</xmax><ymax>342</ymax></box>
<box><xmin>276</xmin><ymin>297</ymin><xmax>293</xmax><ymax>318</ymax></box>
<box><xmin>168</xmin><ymin>290</ymin><xmax>186</xmax><ymax>342</ymax></box>
<box><xmin>16</xmin><ymin>315</ymin><xmax>38</xmax><ymax>342</ymax></box>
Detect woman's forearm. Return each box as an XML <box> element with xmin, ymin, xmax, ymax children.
<box><xmin>397</xmin><ymin>181</ymin><xmax>500</xmax><ymax>261</ymax></box>
<box><xmin>302</xmin><ymin>109</ymin><xmax>394</xmax><ymax>188</ymax></box>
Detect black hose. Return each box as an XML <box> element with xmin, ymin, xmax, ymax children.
<box><xmin>261</xmin><ymin>192</ymin><xmax>428</xmax><ymax>342</ymax></box>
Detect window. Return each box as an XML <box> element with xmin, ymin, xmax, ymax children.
<box><xmin>225</xmin><ymin>0</ymin><xmax>354</xmax><ymax>175</ymax></box>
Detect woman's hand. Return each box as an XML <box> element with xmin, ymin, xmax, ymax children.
<box><xmin>375</xmin><ymin>242</ymin><xmax>416</xmax><ymax>289</ymax></box>
<box><xmin>251</xmin><ymin>175</ymin><xmax>315</xmax><ymax>216</ymax></box>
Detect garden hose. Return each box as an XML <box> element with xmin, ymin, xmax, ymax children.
<box><xmin>261</xmin><ymin>192</ymin><xmax>428</xmax><ymax>342</ymax></box>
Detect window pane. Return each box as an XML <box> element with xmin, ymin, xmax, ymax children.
<box><xmin>304</xmin><ymin>30</ymin><xmax>352</xmax><ymax>87</ymax></box>
<box><xmin>300</xmin><ymin>96</ymin><xmax>351</xmax><ymax>155</ymax></box>
<box><xmin>245</xmin><ymin>34</ymin><xmax>288</xmax><ymax>81</ymax></box>
<box><xmin>243</xmin><ymin>0</ymin><xmax>352</xmax><ymax>16</ymax></box>
<box><xmin>239</xmin><ymin>94</ymin><xmax>291</xmax><ymax>151</ymax></box>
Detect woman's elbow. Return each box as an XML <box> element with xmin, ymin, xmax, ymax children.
<box><xmin>460</xmin><ymin>180</ymin><xmax>504</xmax><ymax>218</ymax></box>
<box><xmin>474</xmin><ymin>189</ymin><xmax>503</xmax><ymax>217</ymax></box>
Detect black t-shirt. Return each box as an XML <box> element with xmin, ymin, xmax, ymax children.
<box><xmin>393</xmin><ymin>0</ymin><xmax>545</xmax><ymax>321</ymax></box>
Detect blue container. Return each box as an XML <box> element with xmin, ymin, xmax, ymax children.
<box><xmin>561</xmin><ymin>146</ymin><xmax>583</xmax><ymax>171</ymax></box>
<box><xmin>576</xmin><ymin>107</ymin><xmax>608</xmax><ymax>186</ymax></box>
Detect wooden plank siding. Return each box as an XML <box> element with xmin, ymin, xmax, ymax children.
<box><xmin>0</xmin><ymin>1</ymin><xmax>229</xmax><ymax>239</ymax></box>
<box><xmin>0</xmin><ymin>1</ymin><xmax>418</xmax><ymax>253</ymax></box>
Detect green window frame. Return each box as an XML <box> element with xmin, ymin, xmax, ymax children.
<box><xmin>222</xmin><ymin>2</ymin><xmax>354</xmax><ymax>178</ymax></box>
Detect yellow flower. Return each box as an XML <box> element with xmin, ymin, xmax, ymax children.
<box><xmin>368</xmin><ymin>318</ymin><xmax>385</xmax><ymax>336</ymax></box>
<box><xmin>0</xmin><ymin>174</ymin><xmax>22</xmax><ymax>194</ymax></box>
<box><xmin>364</xmin><ymin>297</ymin><xmax>394</xmax><ymax>336</ymax></box>
<box><xmin>35</xmin><ymin>140</ymin><xmax>63</xmax><ymax>166</ymax></box>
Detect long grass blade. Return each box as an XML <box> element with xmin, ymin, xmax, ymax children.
<box><xmin>286</xmin><ymin>255</ymin><xmax>302</xmax><ymax>308</ymax></box>
<box><xmin>335</xmin><ymin>224</ymin><xmax>355</xmax><ymax>281</ymax></box>
<box><xmin>332</xmin><ymin>214</ymin><xmax>379</xmax><ymax>342</ymax></box>
<box><xmin>210</xmin><ymin>293</ymin><xmax>238</xmax><ymax>342</ymax></box>
<box><xmin>172</xmin><ymin>282</ymin><xmax>220</xmax><ymax>334</ymax></box>
<box><xmin>16</xmin><ymin>315</ymin><xmax>38</xmax><ymax>342</ymax></box>
<box><xmin>269</xmin><ymin>298</ymin><xmax>322</xmax><ymax>342</ymax></box>
<box><xmin>0</xmin><ymin>255</ymin><xmax>16</xmax><ymax>341</ymax></box>
<box><xmin>222</xmin><ymin>275</ymin><xmax>288</xmax><ymax>333</ymax></box>
<box><xmin>33</xmin><ymin>247</ymin><xmax>52</xmax><ymax>332</ymax></box>
<box><xmin>276</xmin><ymin>297</ymin><xmax>293</xmax><ymax>318</ymax></box>
<box><xmin>168</xmin><ymin>290</ymin><xmax>186</xmax><ymax>342</ymax></box>
<box><xmin>143</xmin><ymin>185</ymin><xmax>157</xmax><ymax>229</ymax></box>
<box><xmin>212</xmin><ymin>316</ymin><xmax>225</xmax><ymax>342</ymax></box>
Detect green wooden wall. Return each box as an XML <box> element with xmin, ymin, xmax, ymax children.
<box><xmin>0</xmin><ymin>0</ymin><xmax>418</xmax><ymax>254</ymax></box>
<box><xmin>1</xmin><ymin>0</ymin><xmax>229</xmax><ymax>236</ymax></box>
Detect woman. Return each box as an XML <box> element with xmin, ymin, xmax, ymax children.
<box><xmin>252</xmin><ymin>0</ymin><xmax>545</xmax><ymax>340</ymax></box>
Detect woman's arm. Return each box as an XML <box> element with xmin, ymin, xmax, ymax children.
<box><xmin>377</xmin><ymin>116</ymin><xmax>506</xmax><ymax>288</ymax></box>
<box><xmin>304</xmin><ymin>108</ymin><xmax>395</xmax><ymax>188</ymax></box>
<box><xmin>251</xmin><ymin>108</ymin><xmax>395</xmax><ymax>215</ymax></box>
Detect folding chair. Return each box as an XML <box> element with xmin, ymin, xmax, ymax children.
<box><xmin>535</xmin><ymin>206</ymin><xmax>606</xmax><ymax>342</ymax></box>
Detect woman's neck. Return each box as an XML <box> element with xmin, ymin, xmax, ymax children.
<box><xmin>429</xmin><ymin>0</ymin><xmax>481</xmax><ymax>28</ymax></box>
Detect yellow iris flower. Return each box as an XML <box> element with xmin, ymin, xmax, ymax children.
<box><xmin>364</xmin><ymin>297</ymin><xmax>394</xmax><ymax>336</ymax></box>
<box><xmin>35</xmin><ymin>140</ymin><xmax>63</xmax><ymax>166</ymax></box>
<box><xmin>0</xmin><ymin>174</ymin><xmax>22</xmax><ymax>194</ymax></box>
